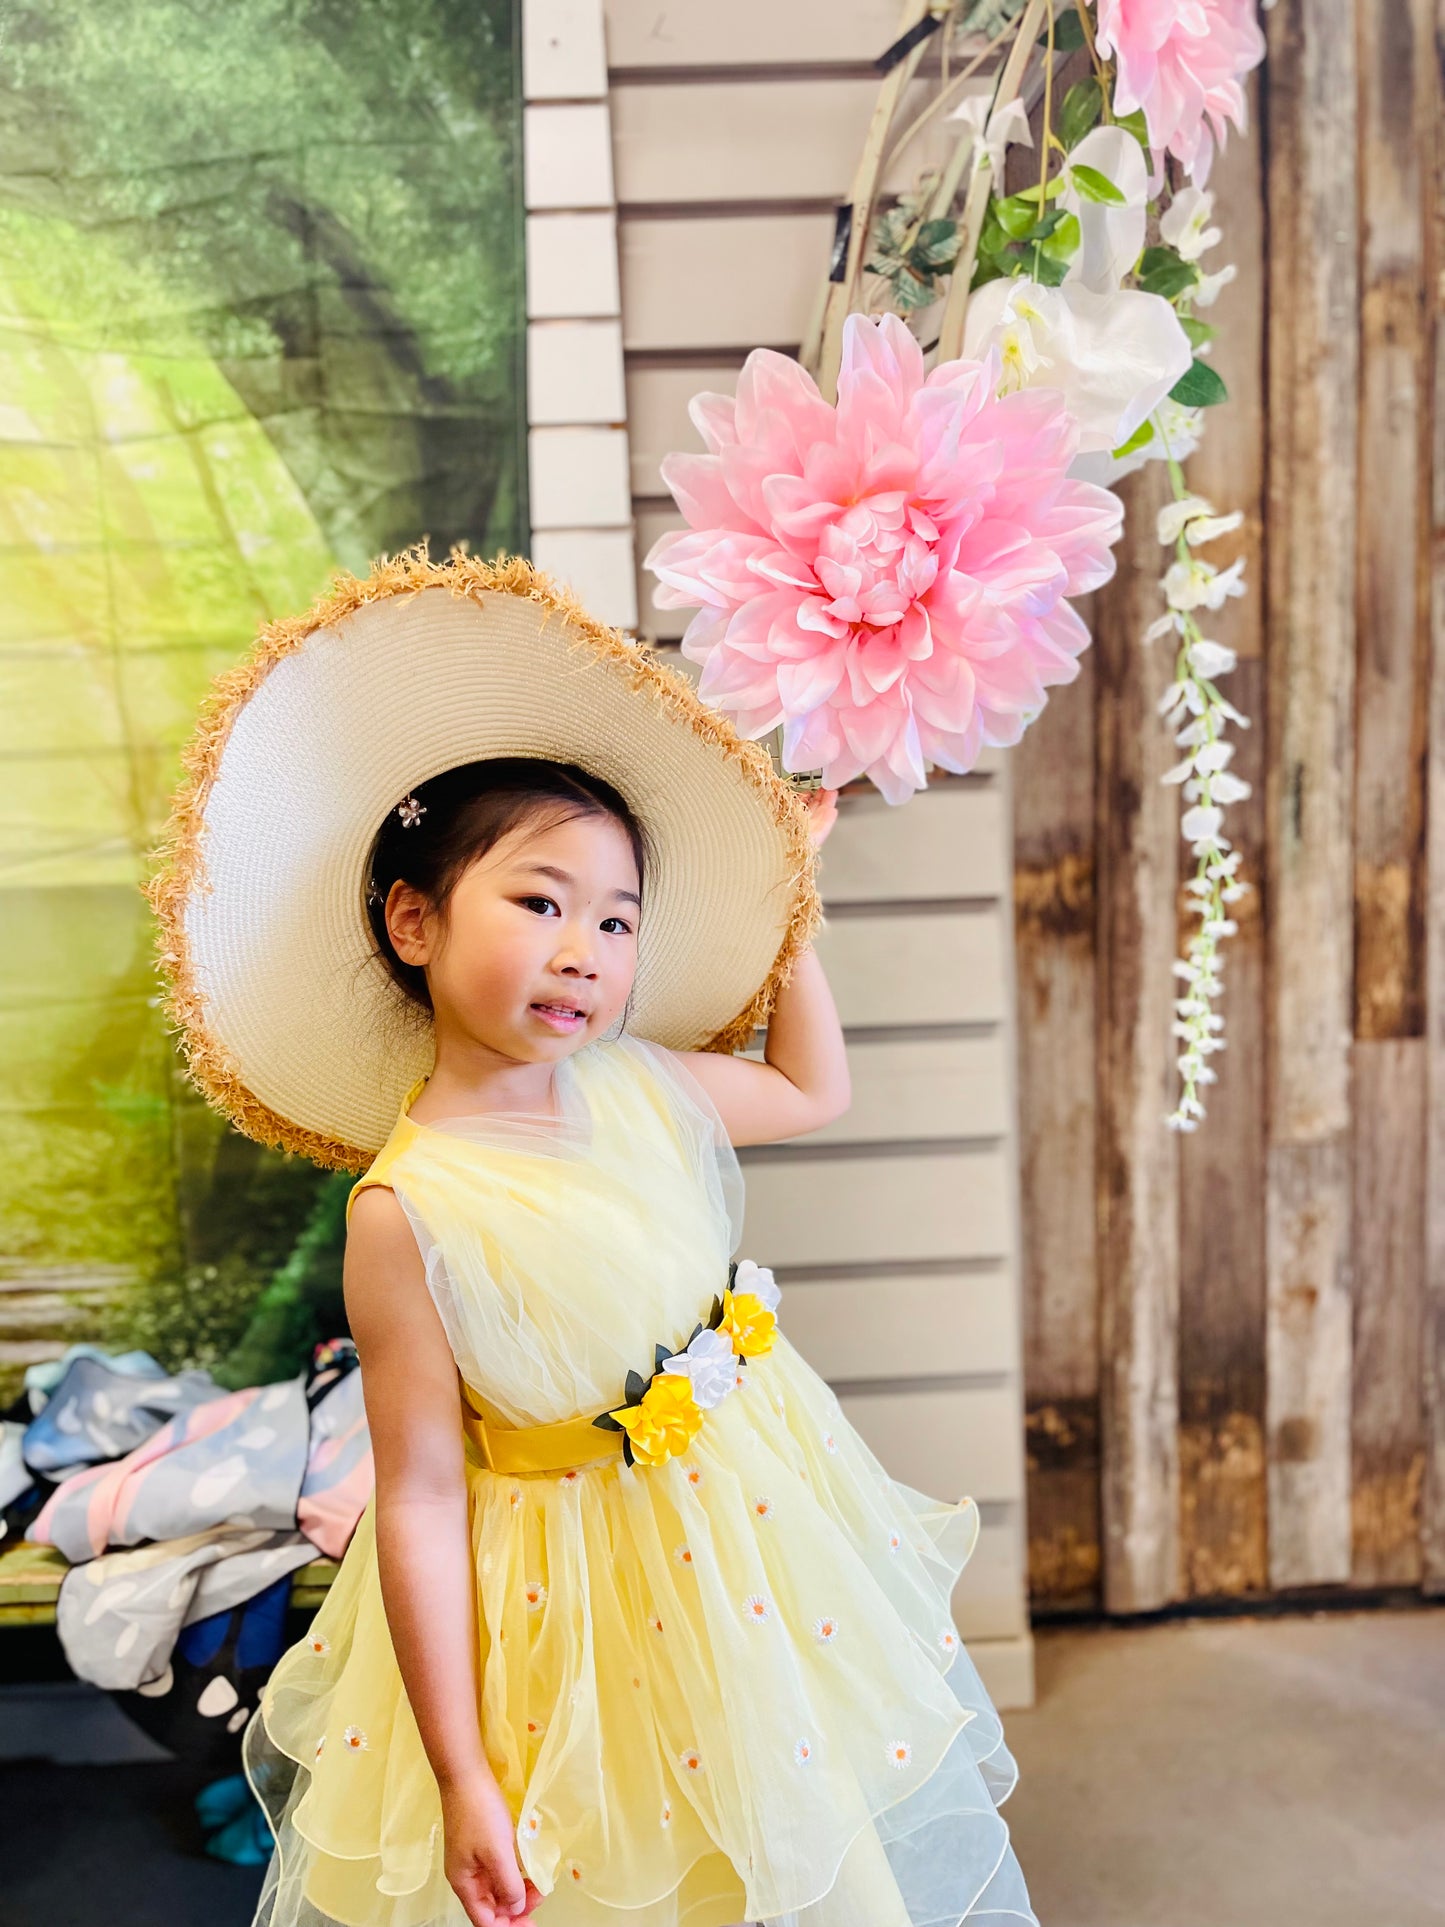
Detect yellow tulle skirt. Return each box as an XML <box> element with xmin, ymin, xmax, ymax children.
<box><xmin>244</xmin><ymin>1333</ymin><xmax>1035</xmax><ymax>1927</ymax></box>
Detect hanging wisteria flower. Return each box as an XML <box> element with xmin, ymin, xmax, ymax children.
<box><xmin>645</xmin><ymin>312</ymin><xmax>1124</xmax><ymax>802</ymax></box>
<box><xmin>1147</xmin><ymin>475</ymin><xmax>1253</xmax><ymax>1130</ymax></box>
<box><xmin>1094</xmin><ymin>0</ymin><xmax>1266</xmax><ymax>189</ymax></box>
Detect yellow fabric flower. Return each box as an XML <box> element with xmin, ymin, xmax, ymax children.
<box><xmin>721</xmin><ymin>1289</ymin><xmax>777</xmax><ymax>1358</ymax></box>
<box><xmin>609</xmin><ymin>1372</ymin><xmax>705</xmax><ymax>1466</ymax></box>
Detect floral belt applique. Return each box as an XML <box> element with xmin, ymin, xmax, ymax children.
<box><xmin>591</xmin><ymin>1260</ymin><xmax>780</xmax><ymax>1467</ymax></box>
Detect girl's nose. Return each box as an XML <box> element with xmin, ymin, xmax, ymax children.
<box><xmin>554</xmin><ymin>930</ymin><xmax>599</xmax><ymax>977</ymax></box>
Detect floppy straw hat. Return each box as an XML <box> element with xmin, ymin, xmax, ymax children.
<box><xmin>146</xmin><ymin>547</ymin><xmax>822</xmax><ymax>1171</ymax></box>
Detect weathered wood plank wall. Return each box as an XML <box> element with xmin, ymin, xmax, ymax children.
<box><xmin>602</xmin><ymin>0</ymin><xmax>1035</xmax><ymax>1700</ymax></box>
<box><xmin>1021</xmin><ymin>0</ymin><xmax>1445</xmax><ymax>1616</ymax></box>
<box><xmin>595</xmin><ymin>0</ymin><xmax>1442</xmax><ymax>1626</ymax></box>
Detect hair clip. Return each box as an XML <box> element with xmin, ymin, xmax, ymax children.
<box><xmin>396</xmin><ymin>794</ymin><xmax>426</xmax><ymax>829</ymax></box>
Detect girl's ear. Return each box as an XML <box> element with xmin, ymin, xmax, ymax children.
<box><xmin>385</xmin><ymin>880</ymin><xmax>433</xmax><ymax>966</ymax></box>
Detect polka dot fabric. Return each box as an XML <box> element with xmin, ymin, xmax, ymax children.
<box><xmin>245</xmin><ymin>1036</ymin><xmax>1035</xmax><ymax>1926</ymax></box>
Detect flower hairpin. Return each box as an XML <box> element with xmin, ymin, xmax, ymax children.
<box><xmin>396</xmin><ymin>794</ymin><xmax>426</xmax><ymax>829</ymax></box>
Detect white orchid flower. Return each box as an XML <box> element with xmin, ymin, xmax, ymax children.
<box><xmin>1059</xmin><ymin>126</ymin><xmax>1149</xmax><ymax>297</ymax></box>
<box><xmin>964</xmin><ymin>275</ymin><xmax>1193</xmax><ymax>456</ymax></box>
<box><xmin>1159</xmin><ymin>185</ymin><xmax>1222</xmax><ymax>262</ymax></box>
<box><xmin>948</xmin><ymin>91</ymin><xmax>1032</xmax><ymax>183</ymax></box>
<box><xmin>661</xmin><ymin>1327</ymin><xmax>739</xmax><ymax>1410</ymax></box>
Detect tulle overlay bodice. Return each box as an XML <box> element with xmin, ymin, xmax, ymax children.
<box><xmin>246</xmin><ymin>1035</ymin><xmax>1035</xmax><ymax>1927</ymax></box>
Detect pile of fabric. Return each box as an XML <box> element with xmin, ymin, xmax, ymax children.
<box><xmin>1</xmin><ymin>1337</ymin><xmax>372</xmax><ymax>1848</ymax></box>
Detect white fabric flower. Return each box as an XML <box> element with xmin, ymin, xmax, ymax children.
<box><xmin>660</xmin><ymin>1326</ymin><xmax>738</xmax><ymax>1410</ymax></box>
<box><xmin>948</xmin><ymin>90</ymin><xmax>1033</xmax><ymax>183</ymax></box>
<box><xmin>1072</xmin><ymin>393</ymin><xmax>1204</xmax><ymax>486</ymax></box>
<box><xmin>1059</xmin><ymin>126</ymin><xmax>1150</xmax><ymax>296</ymax></box>
<box><xmin>731</xmin><ymin>1259</ymin><xmax>781</xmax><ymax>1311</ymax></box>
<box><xmin>964</xmin><ymin>276</ymin><xmax>1193</xmax><ymax>456</ymax></box>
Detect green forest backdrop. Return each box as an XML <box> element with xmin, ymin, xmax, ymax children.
<box><xmin>0</xmin><ymin>0</ymin><xmax>527</xmax><ymax>1402</ymax></box>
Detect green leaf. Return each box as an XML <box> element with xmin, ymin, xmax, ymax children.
<box><xmin>621</xmin><ymin>1435</ymin><xmax>635</xmax><ymax>1466</ymax></box>
<box><xmin>1040</xmin><ymin>209</ymin><xmax>1081</xmax><ymax>262</ymax></box>
<box><xmin>970</xmin><ymin>251</ymin><xmax>1013</xmax><ymax>290</ymax></box>
<box><xmin>977</xmin><ymin>210</ymin><xmax>1011</xmax><ymax>256</ymax></box>
<box><xmin>1136</xmin><ymin>245</ymin><xmax>1199</xmax><ymax>299</ymax></box>
<box><xmin>994</xmin><ymin>193</ymin><xmax>1041</xmax><ymax>240</ymax></box>
<box><xmin>1069</xmin><ymin>162</ymin><xmax>1127</xmax><ymax>205</ymax></box>
<box><xmin>1042</xmin><ymin>9</ymin><xmax>1087</xmax><ymax>50</ymax></box>
<box><xmin>1169</xmin><ymin>358</ymin><xmax>1229</xmax><ymax>408</ymax></box>
<box><xmin>592</xmin><ymin>1410</ymin><xmax>623</xmax><ymax>1431</ymax></box>
<box><xmin>893</xmin><ymin>269</ymin><xmax>937</xmax><ymax>311</ymax></box>
<box><xmin>654</xmin><ymin>1341</ymin><xmax>671</xmax><ymax>1372</ymax></box>
<box><xmin>1015</xmin><ymin>174</ymin><xmax>1069</xmax><ymax>204</ymax></box>
<box><xmin>915</xmin><ymin>217</ymin><xmax>959</xmax><ymax>261</ymax></box>
<box><xmin>1110</xmin><ymin>419</ymin><xmax>1155</xmax><ymax>459</ymax></box>
<box><xmin>625</xmin><ymin>1367</ymin><xmax>647</xmax><ymax>1402</ymax></box>
<box><xmin>1180</xmin><ymin>315</ymin><xmax>1218</xmax><ymax>350</ymax></box>
<box><xmin>1060</xmin><ymin>78</ymin><xmax>1103</xmax><ymax>150</ymax></box>
<box><xmin>1114</xmin><ymin>106</ymin><xmax>1150</xmax><ymax>151</ymax></box>
<box><xmin>1031</xmin><ymin>249</ymin><xmax>1071</xmax><ymax>287</ymax></box>
<box><xmin>708</xmin><ymin>1293</ymin><xmax>724</xmax><ymax>1329</ymax></box>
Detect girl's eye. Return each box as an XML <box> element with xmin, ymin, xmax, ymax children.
<box><xmin>600</xmin><ymin>916</ymin><xmax>633</xmax><ymax>936</ymax></box>
<box><xmin>524</xmin><ymin>897</ymin><xmax>631</xmax><ymax>936</ymax></box>
<box><xmin>519</xmin><ymin>896</ymin><xmax>560</xmax><ymax>917</ymax></box>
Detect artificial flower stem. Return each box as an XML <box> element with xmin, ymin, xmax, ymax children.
<box><xmin>937</xmin><ymin>0</ymin><xmax>1048</xmax><ymax>361</ymax></box>
<box><xmin>1031</xmin><ymin>0</ymin><xmax>1057</xmax><ymax>282</ymax></box>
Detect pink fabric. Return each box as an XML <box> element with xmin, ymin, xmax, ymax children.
<box><xmin>296</xmin><ymin>1373</ymin><xmax>374</xmax><ymax>1559</ymax></box>
<box><xmin>1095</xmin><ymin>0</ymin><xmax>1266</xmax><ymax>187</ymax></box>
<box><xmin>30</xmin><ymin>1387</ymin><xmax>261</xmax><ymax>1559</ymax></box>
<box><xmin>645</xmin><ymin>313</ymin><xmax>1124</xmax><ymax>802</ymax></box>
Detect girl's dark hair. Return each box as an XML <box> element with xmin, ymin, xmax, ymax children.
<box><xmin>365</xmin><ymin>757</ymin><xmax>648</xmax><ymax>1012</ymax></box>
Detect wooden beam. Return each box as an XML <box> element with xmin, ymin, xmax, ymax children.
<box><xmin>1014</xmin><ymin>638</ymin><xmax>1102</xmax><ymax>1615</ymax></box>
<box><xmin>1094</xmin><ymin>460</ymin><xmax>1183</xmax><ymax>1615</ymax></box>
<box><xmin>1261</xmin><ymin>0</ymin><xmax>1360</xmax><ymax>1589</ymax></box>
<box><xmin>1421</xmin><ymin>0</ymin><xmax>1445</xmax><ymax>1594</ymax></box>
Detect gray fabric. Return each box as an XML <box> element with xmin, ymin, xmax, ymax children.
<box><xmin>55</xmin><ymin>1525</ymin><xmax>317</xmax><ymax>1692</ymax></box>
<box><xmin>38</xmin><ymin>1373</ymin><xmax>311</xmax><ymax>1563</ymax></box>
<box><xmin>0</xmin><ymin>1420</ymin><xmax>31</xmax><ymax>1521</ymax></box>
<box><xmin>22</xmin><ymin>1353</ymin><xmax>224</xmax><ymax>1481</ymax></box>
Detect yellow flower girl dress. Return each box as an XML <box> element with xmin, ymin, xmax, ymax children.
<box><xmin>244</xmin><ymin>1029</ymin><xmax>1034</xmax><ymax>1927</ymax></box>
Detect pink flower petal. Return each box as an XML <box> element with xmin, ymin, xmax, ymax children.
<box><xmin>643</xmin><ymin>311</ymin><xmax>1124</xmax><ymax>801</ymax></box>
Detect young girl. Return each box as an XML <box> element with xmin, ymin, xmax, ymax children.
<box><xmin>150</xmin><ymin>552</ymin><xmax>1035</xmax><ymax>1927</ymax></box>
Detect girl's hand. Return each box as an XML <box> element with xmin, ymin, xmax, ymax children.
<box><xmin>441</xmin><ymin>1769</ymin><xmax>547</xmax><ymax>1924</ymax></box>
<box><xmin>800</xmin><ymin>785</ymin><xmax>839</xmax><ymax>847</ymax></box>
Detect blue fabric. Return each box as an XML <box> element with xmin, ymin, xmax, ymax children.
<box><xmin>175</xmin><ymin>1571</ymin><xmax>293</xmax><ymax>1669</ymax></box>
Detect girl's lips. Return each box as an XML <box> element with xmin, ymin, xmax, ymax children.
<box><xmin>530</xmin><ymin>1002</ymin><xmax>587</xmax><ymax>1033</ymax></box>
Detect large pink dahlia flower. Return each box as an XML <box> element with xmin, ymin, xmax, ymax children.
<box><xmin>644</xmin><ymin>313</ymin><xmax>1124</xmax><ymax>803</ymax></box>
<box><xmin>1095</xmin><ymin>0</ymin><xmax>1266</xmax><ymax>188</ymax></box>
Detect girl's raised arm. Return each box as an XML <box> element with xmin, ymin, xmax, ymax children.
<box><xmin>674</xmin><ymin>789</ymin><xmax>851</xmax><ymax>1147</ymax></box>
<box><xmin>345</xmin><ymin>1188</ymin><xmax>541</xmax><ymax>1926</ymax></box>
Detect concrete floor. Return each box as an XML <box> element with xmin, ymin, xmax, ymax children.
<box><xmin>1</xmin><ymin>1608</ymin><xmax>1442</xmax><ymax>1925</ymax></box>
<box><xmin>1002</xmin><ymin>1607</ymin><xmax>1445</xmax><ymax>1927</ymax></box>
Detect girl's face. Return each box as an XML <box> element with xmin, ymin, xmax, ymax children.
<box><xmin>385</xmin><ymin>807</ymin><xmax>641</xmax><ymax>1068</ymax></box>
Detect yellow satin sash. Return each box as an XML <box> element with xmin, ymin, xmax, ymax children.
<box><xmin>460</xmin><ymin>1378</ymin><xmax>625</xmax><ymax>1477</ymax></box>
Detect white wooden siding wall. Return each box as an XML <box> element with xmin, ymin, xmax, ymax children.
<box><xmin>530</xmin><ymin>0</ymin><xmax>1033</xmax><ymax>1706</ymax></box>
<box><xmin>523</xmin><ymin>0</ymin><xmax>637</xmax><ymax>625</ymax></box>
